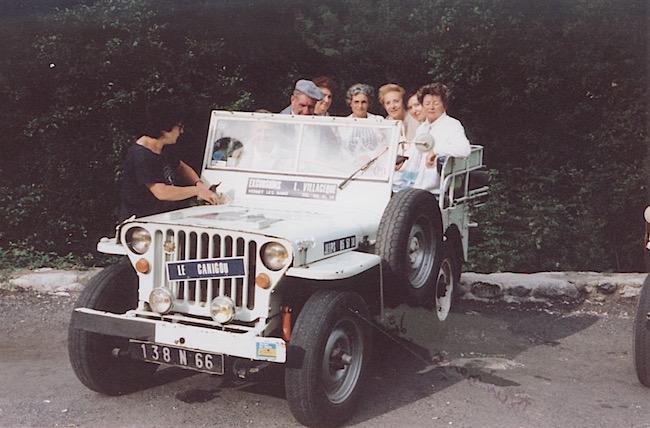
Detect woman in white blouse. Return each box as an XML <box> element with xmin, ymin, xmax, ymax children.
<box><xmin>393</xmin><ymin>83</ymin><xmax>470</xmax><ymax>193</ymax></box>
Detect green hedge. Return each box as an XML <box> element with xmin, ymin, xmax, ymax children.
<box><xmin>1</xmin><ymin>0</ymin><xmax>647</xmax><ymax>271</ymax></box>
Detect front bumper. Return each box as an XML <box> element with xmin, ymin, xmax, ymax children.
<box><xmin>70</xmin><ymin>308</ymin><xmax>287</xmax><ymax>363</ymax></box>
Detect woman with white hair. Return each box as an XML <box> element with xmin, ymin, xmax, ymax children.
<box><xmin>340</xmin><ymin>83</ymin><xmax>383</xmax><ymax>159</ymax></box>
<box><xmin>346</xmin><ymin>83</ymin><xmax>381</xmax><ymax>119</ymax></box>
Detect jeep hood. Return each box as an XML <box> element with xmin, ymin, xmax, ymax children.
<box><xmin>128</xmin><ymin>205</ymin><xmax>380</xmax><ymax>265</ymax></box>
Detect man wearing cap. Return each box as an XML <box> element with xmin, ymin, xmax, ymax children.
<box><xmin>280</xmin><ymin>79</ymin><xmax>324</xmax><ymax>115</ymax></box>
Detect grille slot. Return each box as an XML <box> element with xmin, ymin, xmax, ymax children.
<box><xmin>158</xmin><ymin>229</ymin><xmax>257</xmax><ymax>312</ymax></box>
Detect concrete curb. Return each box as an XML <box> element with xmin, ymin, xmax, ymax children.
<box><xmin>5</xmin><ymin>268</ymin><xmax>647</xmax><ymax>305</ymax></box>
<box><xmin>459</xmin><ymin>271</ymin><xmax>646</xmax><ymax>305</ymax></box>
<box><xmin>8</xmin><ymin>267</ymin><xmax>102</xmax><ymax>296</ymax></box>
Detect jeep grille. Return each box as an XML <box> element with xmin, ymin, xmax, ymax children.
<box><xmin>154</xmin><ymin>229</ymin><xmax>258</xmax><ymax>315</ymax></box>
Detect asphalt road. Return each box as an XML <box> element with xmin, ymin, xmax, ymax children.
<box><xmin>1</xmin><ymin>288</ymin><xmax>649</xmax><ymax>428</ymax></box>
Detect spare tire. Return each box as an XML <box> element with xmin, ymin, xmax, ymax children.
<box><xmin>376</xmin><ymin>188</ymin><xmax>443</xmax><ymax>303</ymax></box>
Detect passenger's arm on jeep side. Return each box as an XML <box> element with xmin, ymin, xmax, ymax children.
<box><xmin>418</xmin><ymin>119</ymin><xmax>470</xmax><ymax>169</ymax></box>
<box><xmin>433</xmin><ymin>120</ymin><xmax>471</xmax><ymax>158</ymax></box>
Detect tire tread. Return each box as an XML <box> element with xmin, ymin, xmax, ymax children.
<box><xmin>68</xmin><ymin>260</ymin><xmax>156</xmax><ymax>395</ymax></box>
<box><xmin>376</xmin><ymin>188</ymin><xmax>443</xmax><ymax>302</ymax></box>
<box><xmin>285</xmin><ymin>290</ymin><xmax>371</xmax><ymax>427</ymax></box>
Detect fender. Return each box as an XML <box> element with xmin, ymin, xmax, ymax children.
<box><xmin>96</xmin><ymin>236</ymin><xmax>127</xmax><ymax>255</ymax></box>
<box><xmin>286</xmin><ymin>251</ymin><xmax>380</xmax><ymax>280</ymax></box>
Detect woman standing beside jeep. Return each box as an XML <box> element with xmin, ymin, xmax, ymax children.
<box><xmin>119</xmin><ymin>103</ymin><xmax>220</xmax><ymax>221</ymax></box>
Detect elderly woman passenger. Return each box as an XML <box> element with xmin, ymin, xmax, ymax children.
<box><xmin>393</xmin><ymin>83</ymin><xmax>470</xmax><ymax>193</ymax></box>
<box><xmin>338</xmin><ymin>84</ymin><xmax>383</xmax><ymax>159</ymax></box>
<box><xmin>378</xmin><ymin>83</ymin><xmax>420</xmax><ymax>141</ymax></box>
<box><xmin>346</xmin><ymin>83</ymin><xmax>381</xmax><ymax>119</ymax></box>
<box><xmin>417</xmin><ymin>83</ymin><xmax>470</xmax><ymax>163</ymax></box>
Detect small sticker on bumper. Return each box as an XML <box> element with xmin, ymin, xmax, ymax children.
<box><xmin>256</xmin><ymin>341</ymin><xmax>278</xmax><ymax>359</ymax></box>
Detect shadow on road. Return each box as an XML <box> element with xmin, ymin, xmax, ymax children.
<box><xmin>187</xmin><ymin>300</ymin><xmax>601</xmax><ymax>425</ymax></box>
<box><xmin>2</xmin><ymin>287</ymin><xmax>613</xmax><ymax>427</ymax></box>
<box><xmin>348</xmin><ymin>300</ymin><xmax>600</xmax><ymax>425</ymax></box>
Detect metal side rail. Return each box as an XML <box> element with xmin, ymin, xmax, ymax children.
<box><xmin>438</xmin><ymin>145</ymin><xmax>488</xmax><ymax>210</ymax></box>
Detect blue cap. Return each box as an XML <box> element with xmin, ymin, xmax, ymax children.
<box><xmin>294</xmin><ymin>79</ymin><xmax>324</xmax><ymax>101</ymax></box>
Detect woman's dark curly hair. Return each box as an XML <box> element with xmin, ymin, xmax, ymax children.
<box><xmin>142</xmin><ymin>102</ymin><xmax>186</xmax><ymax>138</ymax></box>
<box><xmin>416</xmin><ymin>83</ymin><xmax>450</xmax><ymax>107</ymax></box>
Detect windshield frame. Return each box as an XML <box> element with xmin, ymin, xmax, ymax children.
<box><xmin>202</xmin><ymin>111</ymin><xmax>402</xmax><ymax>183</ymax></box>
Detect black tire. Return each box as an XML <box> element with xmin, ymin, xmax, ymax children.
<box><xmin>634</xmin><ymin>274</ymin><xmax>650</xmax><ymax>387</ymax></box>
<box><xmin>435</xmin><ymin>247</ymin><xmax>456</xmax><ymax>321</ymax></box>
<box><xmin>68</xmin><ymin>259</ymin><xmax>157</xmax><ymax>395</ymax></box>
<box><xmin>443</xmin><ymin>227</ymin><xmax>464</xmax><ymax>298</ymax></box>
<box><xmin>376</xmin><ymin>188</ymin><xmax>443</xmax><ymax>302</ymax></box>
<box><xmin>285</xmin><ymin>290</ymin><xmax>372</xmax><ymax>427</ymax></box>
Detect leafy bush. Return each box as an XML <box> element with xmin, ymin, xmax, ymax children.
<box><xmin>1</xmin><ymin>0</ymin><xmax>250</xmax><ymax>266</ymax></box>
<box><xmin>0</xmin><ymin>0</ymin><xmax>647</xmax><ymax>271</ymax></box>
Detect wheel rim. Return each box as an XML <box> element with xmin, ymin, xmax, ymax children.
<box><xmin>436</xmin><ymin>258</ymin><xmax>454</xmax><ymax>321</ymax></box>
<box><xmin>406</xmin><ymin>215</ymin><xmax>436</xmax><ymax>288</ymax></box>
<box><xmin>321</xmin><ymin>318</ymin><xmax>364</xmax><ymax>404</ymax></box>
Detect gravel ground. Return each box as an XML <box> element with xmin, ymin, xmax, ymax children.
<box><xmin>1</xmin><ymin>285</ymin><xmax>649</xmax><ymax>427</ymax></box>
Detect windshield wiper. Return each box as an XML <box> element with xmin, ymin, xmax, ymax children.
<box><xmin>338</xmin><ymin>146</ymin><xmax>389</xmax><ymax>190</ymax></box>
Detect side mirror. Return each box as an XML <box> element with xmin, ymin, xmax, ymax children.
<box><xmin>413</xmin><ymin>133</ymin><xmax>435</xmax><ymax>152</ymax></box>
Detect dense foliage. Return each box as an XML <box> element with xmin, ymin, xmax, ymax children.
<box><xmin>1</xmin><ymin>0</ymin><xmax>647</xmax><ymax>271</ymax></box>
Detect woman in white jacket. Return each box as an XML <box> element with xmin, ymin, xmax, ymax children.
<box><xmin>393</xmin><ymin>83</ymin><xmax>471</xmax><ymax>193</ymax></box>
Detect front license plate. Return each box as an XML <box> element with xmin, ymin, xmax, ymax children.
<box><xmin>166</xmin><ymin>257</ymin><xmax>245</xmax><ymax>281</ymax></box>
<box><xmin>129</xmin><ymin>341</ymin><xmax>224</xmax><ymax>375</ymax></box>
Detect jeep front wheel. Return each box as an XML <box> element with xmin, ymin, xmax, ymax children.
<box><xmin>68</xmin><ymin>259</ymin><xmax>157</xmax><ymax>395</ymax></box>
<box><xmin>285</xmin><ymin>290</ymin><xmax>371</xmax><ymax>427</ymax></box>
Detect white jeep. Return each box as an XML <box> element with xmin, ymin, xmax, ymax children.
<box><xmin>68</xmin><ymin>111</ymin><xmax>488</xmax><ymax>426</ymax></box>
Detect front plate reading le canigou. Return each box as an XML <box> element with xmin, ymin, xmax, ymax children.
<box><xmin>166</xmin><ymin>257</ymin><xmax>245</xmax><ymax>281</ymax></box>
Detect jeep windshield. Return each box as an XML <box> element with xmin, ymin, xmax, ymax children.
<box><xmin>204</xmin><ymin>113</ymin><xmax>399</xmax><ymax>182</ymax></box>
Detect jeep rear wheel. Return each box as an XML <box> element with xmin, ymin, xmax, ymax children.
<box><xmin>376</xmin><ymin>188</ymin><xmax>443</xmax><ymax>303</ymax></box>
<box><xmin>285</xmin><ymin>290</ymin><xmax>371</xmax><ymax>427</ymax></box>
<box><xmin>634</xmin><ymin>274</ymin><xmax>650</xmax><ymax>387</ymax></box>
<box><xmin>68</xmin><ymin>259</ymin><xmax>157</xmax><ymax>395</ymax></box>
<box><xmin>435</xmin><ymin>253</ymin><xmax>456</xmax><ymax>321</ymax></box>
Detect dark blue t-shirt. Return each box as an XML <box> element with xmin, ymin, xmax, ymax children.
<box><xmin>119</xmin><ymin>144</ymin><xmax>183</xmax><ymax>220</ymax></box>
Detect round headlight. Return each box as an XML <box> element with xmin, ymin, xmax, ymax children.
<box><xmin>261</xmin><ymin>242</ymin><xmax>289</xmax><ymax>271</ymax></box>
<box><xmin>126</xmin><ymin>227</ymin><xmax>152</xmax><ymax>254</ymax></box>
<box><xmin>644</xmin><ymin>206</ymin><xmax>650</xmax><ymax>224</ymax></box>
<box><xmin>211</xmin><ymin>296</ymin><xmax>235</xmax><ymax>324</ymax></box>
<box><xmin>149</xmin><ymin>288</ymin><xmax>173</xmax><ymax>314</ymax></box>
